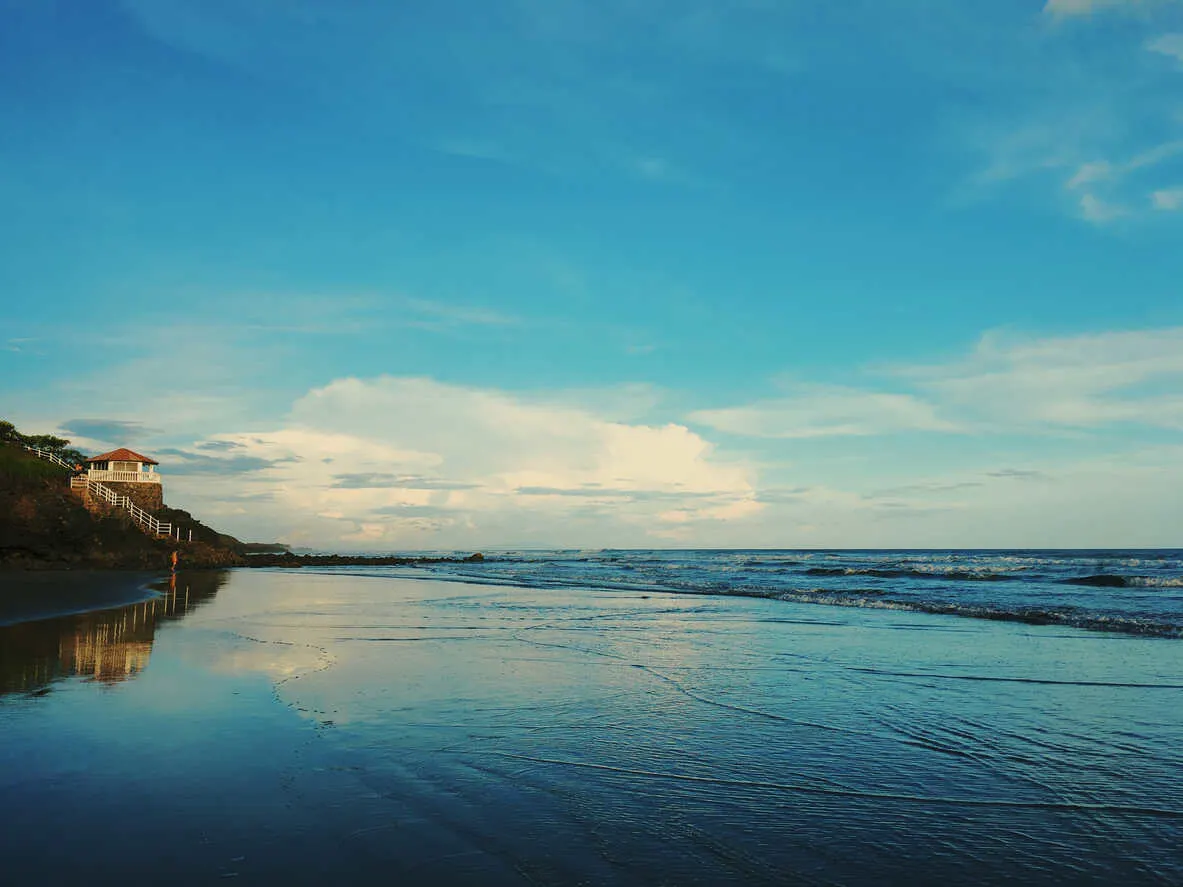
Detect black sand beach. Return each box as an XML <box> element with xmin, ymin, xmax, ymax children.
<box><xmin>0</xmin><ymin>570</ymin><xmax>162</xmax><ymax>626</ymax></box>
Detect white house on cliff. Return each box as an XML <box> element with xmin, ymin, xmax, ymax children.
<box><xmin>84</xmin><ymin>447</ymin><xmax>164</xmax><ymax>511</ymax></box>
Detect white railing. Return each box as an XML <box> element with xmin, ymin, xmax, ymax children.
<box><xmin>71</xmin><ymin>475</ymin><xmax>176</xmax><ymax>538</ymax></box>
<box><xmin>85</xmin><ymin>469</ymin><xmax>161</xmax><ymax>484</ymax></box>
<box><xmin>21</xmin><ymin>444</ymin><xmax>78</xmax><ymax>471</ymax></box>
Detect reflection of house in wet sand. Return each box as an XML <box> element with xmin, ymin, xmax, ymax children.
<box><xmin>58</xmin><ymin>613</ymin><xmax>154</xmax><ymax>684</ymax></box>
<box><xmin>0</xmin><ymin>572</ymin><xmax>227</xmax><ymax>696</ymax></box>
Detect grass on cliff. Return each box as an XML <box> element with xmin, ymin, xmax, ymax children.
<box><xmin>0</xmin><ymin>443</ymin><xmax>70</xmax><ymax>484</ymax></box>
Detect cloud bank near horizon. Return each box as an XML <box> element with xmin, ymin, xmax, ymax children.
<box><xmin>12</xmin><ymin>325</ymin><xmax>1180</xmax><ymax>550</ymax></box>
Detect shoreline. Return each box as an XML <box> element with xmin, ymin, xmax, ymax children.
<box><xmin>234</xmin><ymin>552</ymin><xmax>485</xmax><ymax>567</ymax></box>
<box><xmin>0</xmin><ymin>552</ymin><xmax>485</xmax><ymax>571</ymax></box>
<box><xmin>0</xmin><ymin>570</ymin><xmax>164</xmax><ymax>626</ymax></box>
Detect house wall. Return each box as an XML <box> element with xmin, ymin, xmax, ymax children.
<box><xmin>86</xmin><ymin>461</ymin><xmax>157</xmax><ymax>473</ymax></box>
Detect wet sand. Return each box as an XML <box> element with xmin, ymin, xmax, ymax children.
<box><xmin>0</xmin><ymin>568</ymin><xmax>1180</xmax><ymax>885</ymax></box>
<box><xmin>0</xmin><ymin>570</ymin><xmax>163</xmax><ymax>626</ymax></box>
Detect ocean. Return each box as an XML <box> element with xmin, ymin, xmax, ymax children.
<box><xmin>1</xmin><ymin>552</ymin><xmax>1181</xmax><ymax>884</ymax></box>
<box><xmin>381</xmin><ymin>548</ymin><xmax>1183</xmax><ymax>637</ymax></box>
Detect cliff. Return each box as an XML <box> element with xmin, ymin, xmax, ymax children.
<box><xmin>0</xmin><ymin>442</ymin><xmax>247</xmax><ymax>570</ymax></box>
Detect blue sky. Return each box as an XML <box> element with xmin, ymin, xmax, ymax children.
<box><xmin>3</xmin><ymin>0</ymin><xmax>1182</xmax><ymax>549</ymax></box>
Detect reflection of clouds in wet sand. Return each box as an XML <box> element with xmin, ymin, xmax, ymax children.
<box><xmin>0</xmin><ymin>572</ymin><xmax>228</xmax><ymax>697</ymax></box>
<box><xmin>197</xmin><ymin>636</ymin><xmax>334</xmax><ymax>684</ymax></box>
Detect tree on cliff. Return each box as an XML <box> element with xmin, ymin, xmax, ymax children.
<box><xmin>0</xmin><ymin>419</ymin><xmax>86</xmax><ymax>468</ymax></box>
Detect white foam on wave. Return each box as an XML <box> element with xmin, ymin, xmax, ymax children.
<box><xmin>1127</xmin><ymin>577</ymin><xmax>1183</xmax><ymax>588</ymax></box>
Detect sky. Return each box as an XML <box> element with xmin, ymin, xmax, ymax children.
<box><xmin>2</xmin><ymin>0</ymin><xmax>1182</xmax><ymax>550</ymax></box>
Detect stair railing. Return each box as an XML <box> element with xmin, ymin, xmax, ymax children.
<box><xmin>20</xmin><ymin>444</ymin><xmax>79</xmax><ymax>472</ymax></box>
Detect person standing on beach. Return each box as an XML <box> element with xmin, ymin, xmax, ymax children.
<box><xmin>170</xmin><ymin>550</ymin><xmax>178</xmax><ymax>572</ymax></box>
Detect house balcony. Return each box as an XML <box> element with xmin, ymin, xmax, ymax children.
<box><xmin>85</xmin><ymin>469</ymin><xmax>162</xmax><ymax>484</ymax></box>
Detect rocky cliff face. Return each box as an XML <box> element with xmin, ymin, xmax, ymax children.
<box><xmin>102</xmin><ymin>480</ymin><xmax>164</xmax><ymax>512</ymax></box>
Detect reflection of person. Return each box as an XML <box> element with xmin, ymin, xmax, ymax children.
<box><xmin>170</xmin><ymin>551</ymin><xmax>178</xmax><ymax>573</ymax></box>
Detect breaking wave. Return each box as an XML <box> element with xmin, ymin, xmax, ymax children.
<box><xmin>773</xmin><ymin>589</ymin><xmax>1182</xmax><ymax>638</ymax></box>
<box><xmin>1063</xmin><ymin>575</ymin><xmax>1183</xmax><ymax>589</ymax></box>
<box><xmin>804</xmin><ymin>567</ymin><xmax>1014</xmax><ymax>582</ymax></box>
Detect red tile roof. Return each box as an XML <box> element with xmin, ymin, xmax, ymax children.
<box><xmin>86</xmin><ymin>448</ymin><xmax>159</xmax><ymax>465</ymax></box>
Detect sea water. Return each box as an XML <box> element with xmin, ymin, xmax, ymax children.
<box><xmin>399</xmin><ymin>548</ymin><xmax>1183</xmax><ymax>637</ymax></box>
<box><xmin>1</xmin><ymin>553</ymin><xmax>1180</xmax><ymax>884</ymax></box>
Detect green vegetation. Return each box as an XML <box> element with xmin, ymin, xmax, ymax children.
<box><xmin>0</xmin><ymin>442</ymin><xmax>68</xmax><ymax>483</ymax></box>
<box><xmin>0</xmin><ymin>419</ymin><xmax>85</xmax><ymax>469</ymax></box>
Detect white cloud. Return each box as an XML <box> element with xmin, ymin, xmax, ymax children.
<box><xmin>1063</xmin><ymin>140</ymin><xmax>1183</xmax><ymax>220</ymax></box>
<box><xmin>1044</xmin><ymin>0</ymin><xmax>1162</xmax><ymax>17</ymax></box>
<box><xmin>1070</xmin><ymin>145</ymin><xmax>1179</xmax><ymax>183</ymax></box>
<box><xmin>168</xmin><ymin>377</ymin><xmax>760</xmax><ymax>548</ymax></box>
<box><xmin>14</xmin><ymin>327</ymin><xmax>1183</xmax><ymax>548</ymax></box>
<box><xmin>962</xmin><ymin>119</ymin><xmax>1183</xmax><ymax>225</ymax></box>
<box><xmin>1066</xmin><ymin>161</ymin><xmax>1113</xmax><ymax>189</ymax></box>
<box><xmin>969</xmin><ymin>114</ymin><xmax>1105</xmax><ymax>187</ymax></box>
<box><xmin>1078</xmin><ymin>192</ymin><xmax>1128</xmax><ymax>222</ymax></box>
<box><xmin>689</xmin><ymin>386</ymin><xmax>959</xmax><ymax>439</ymax></box>
<box><xmin>1151</xmin><ymin>186</ymin><xmax>1183</xmax><ymax>208</ymax></box>
<box><xmin>400</xmin><ymin>297</ymin><xmax>520</xmax><ymax>328</ymax></box>
<box><xmin>695</xmin><ymin>327</ymin><xmax>1183</xmax><ymax>442</ymax></box>
<box><xmin>907</xmin><ymin>327</ymin><xmax>1183</xmax><ymax>429</ymax></box>
<box><xmin>963</xmin><ymin>4</ymin><xmax>1182</xmax><ymax>224</ymax></box>
<box><xmin>1147</xmin><ymin>33</ymin><xmax>1183</xmax><ymax>62</ymax></box>
<box><xmin>670</xmin><ymin>448</ymin><xmax>1183</xmax><ymax>549</ymax></box>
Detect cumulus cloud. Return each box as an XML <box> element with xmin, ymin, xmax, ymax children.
<box><xmin>33</xmin><ymin>327</ymin><xmax>1183</xmax><ymax>549</ymax></box>
<box><xmin>171</xmin><ymin>377</ymin><xmax>759</xmax><ymax>548</ymax></box>
<box><xmin>18</xmin><ymin>336</ymin><xmax>1183</xmax><ymax>548</ymax></box>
